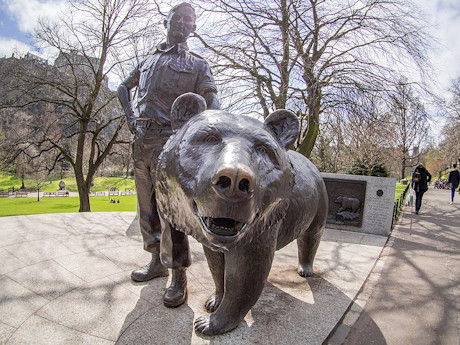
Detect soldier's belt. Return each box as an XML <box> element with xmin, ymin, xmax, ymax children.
<box><xmin>135</xmin><ymin>118</ymin><xmax>171</xmax><ymax>133</ymax></box>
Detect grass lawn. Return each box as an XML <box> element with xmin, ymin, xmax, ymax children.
<box><xmin>395</xmin><ymin>182</ymin><xmax>409</xmax><ymax>201</ymax></box>
<box><xmin>0</xmin><ymin>195</ymin><xmax>137</xmax><ymax>217</ymax></box>
<box><xmin>0</xmin><ymin>173</ymin><xmax>135</xmax><ymax>192</ymax></box>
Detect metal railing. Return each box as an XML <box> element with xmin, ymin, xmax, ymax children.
<box><xmin>392</xmin><ymin>184</ymin><xmax>410</xmax><ymax>228</ymax></box>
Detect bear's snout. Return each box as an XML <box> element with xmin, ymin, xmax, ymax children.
<box><xmin>212</xmin><ymin>164</ymin><xmax>254</xmax><ymax>198</ymax></box>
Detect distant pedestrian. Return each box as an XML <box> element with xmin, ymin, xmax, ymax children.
<box><xmin>447</xmin><ymin>164</ymin><xmax>460</xmax><ymax>204</ymax></box>
<box><xmin>411</xmin><ymin>163</ymin><xmax>432</xmax><ymax>214</ymax></box>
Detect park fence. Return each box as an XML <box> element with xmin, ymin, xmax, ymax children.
<box><xmin>392</xmin><ymin>184</ymin><xmax>410</xmax><ymax>228</ymax></box>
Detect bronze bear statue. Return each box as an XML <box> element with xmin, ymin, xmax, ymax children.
<box><xmin>155</xmin><ymin>93</ymin><xmax>328</xmax><ymax>335</ymax></box>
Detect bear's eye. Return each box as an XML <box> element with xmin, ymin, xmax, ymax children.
<box><xmin>205</xmin><ymin>135</ymin><xmax>219</xmax><ymax>143</ymax></box>
<box><xmin>257</xmin><ymin>145</ymin><xmax>267</xmax><ymax>154</ymax></box>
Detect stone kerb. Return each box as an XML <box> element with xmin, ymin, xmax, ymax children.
<box><xmin>322</xmin><ymin>173</ymin><xmax>396</xmax><ymax>236</ymax></box>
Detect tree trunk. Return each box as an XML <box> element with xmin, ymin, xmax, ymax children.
<box><xmin>298</xmin><ymin>114</ymin><xmax>319</xmax><ymax>158</ymax></box>
<box><xmin>79</xmin><ymin>191</ymin><xmax>91</xmax><ymax>212</ymax></box>
<box><xmin>297</xmin><ymin>85</ymin><xmax>322</xmax><ymax>158</ymax></box>
<box><xmin>75</xmin><ymin>172</ymin><xmax>91</xmax><ymax>212</ymax></box>
<box><xmin>125</xmin><ymin>144</ymin><xmax>131</xmax><ymax>178</ymax></box>
<box><xmin>401</xmin><ymin>150</ymin><xmax>407</xmax><ymax>180</ymax></box>
<box><xmin>78</xmin><ymin>184</ymin><xmax>91</xmax><ymax>212</ymax></box>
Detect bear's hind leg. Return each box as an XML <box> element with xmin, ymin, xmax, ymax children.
<box><xmin>203</xmin><ymin>245</ymin><xmax>224</xmax><ymax>313</ymax></box>
<box><xmin>297</xmin><ymin>221</ymin><xmax>325</xmax><ymax>277</ymax></box>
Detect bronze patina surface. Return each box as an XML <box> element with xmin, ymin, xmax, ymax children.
<box><xmin>116</xmin><ymin>3</ymin><xmax>219</xmax><ymax>307</ymax></box>
<box><xmin>155</xmin><ymin>93</ymin><xmax>328</xmax><ymax>335</ymax></box>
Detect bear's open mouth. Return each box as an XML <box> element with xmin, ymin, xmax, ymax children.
<box><xmin>193</xmin><ymin>202</ymin><xmax>247</xmax><ymax>237</ymax></box>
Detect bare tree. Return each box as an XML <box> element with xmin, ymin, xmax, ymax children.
<box><xmin>440</xmin><ymin>122</ymin><xmax>460</xmax><ymax>166</ymax></box>
<box><xmin>190</xmin><ymin>0</ymin><xmax>433</xmax><ymax>157</ymax></box>
<box><xmin>424</xmin><ymin>146</ymin><xmax>448</xmax><ymax>180</ymax></box>
<box><xmin>0</xmin><ymin>0</ymin><xmax>161</xmax><ymax>211</ymax></box>
<box><xmin>25</xmin><ymin>156</ymin><xmax>51</xmax><ymax>202</ymax></box>
<box><xmin>390</xmin><ymin>79</ymin><xmax>429</xmax><ymax>179</ymax></box>
<box><xmin>312</xmin><ymin>89</ymin><xmax>394</xmax><ymax>175</ymax></box>
<box><xmin>439</xmin><ymin>77</ymin><xmax>460</xmax><ymax>166</ymax></box>
<box><xmin>447</xmin><ymin>77</ymin><xmax>460</xmax><ymax>120</ymax></box>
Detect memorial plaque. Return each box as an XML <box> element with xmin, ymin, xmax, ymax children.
<box><xmin>323</xmin><ymin>178</ymin><xmax>366</xmax><ymax>227</ymax></box>
<box><xmin>321</xmin><ymin>173</ymin><xmax>396</xmax><ymax>236</ymax></box>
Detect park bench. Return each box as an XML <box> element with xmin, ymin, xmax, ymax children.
<box><xmin>57</xmin><ymin>190</ymin><xmax>69</xmax><ymax>197</ymax></box>
<box><xmin>43</xmin><ymin>192</ymin><xmax>57</xmax><ymax>197</ymax></box>
<box><xmin>15</xmin><ymin>191</ymin><xmax>28</xmax><ymax>197</ymax></box>
<box><xmin>0</xmin><ymin>190</ymin><xmax>8</xmax><ymax>197</ymax></box>
<box><xmin>120</xmin><ymin>190</ymin><xmax>136</xmax><ymax>195</ymax></box>
<box><xmin>89</xmin><ymin>191</ymin><xmax>106</xmax><ymax>196</ymax></box>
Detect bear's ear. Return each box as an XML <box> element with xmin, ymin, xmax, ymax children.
<box><xmin>170</xmin><ymin>93</ymin><xmax>207</xmax><ymax>130</ymax></box>
<box><xmin>264</xmin><ymin>110</ymin><xmax>299</xmax><ymax>149</ymax></box>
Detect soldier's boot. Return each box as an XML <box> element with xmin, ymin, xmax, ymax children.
<box><xmin>163</xmin><ymin>267</ymin><xmax>187</xmax><ymax>308</ymax></box>
<box><xmin>131</xmin><ymin>251</ymin><xmax>169</xmax><ymax>282</ymax></box>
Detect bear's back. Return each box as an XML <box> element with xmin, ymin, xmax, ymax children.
<box><xmin>275</xmin><ymin>150</ymin><xmax>328</xmax><ymax>250</ymax></box>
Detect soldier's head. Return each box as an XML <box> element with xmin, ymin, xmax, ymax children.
<box><xmin>164</xmin><ymin>3</ymin><xmax>196</xmax><ymax>45</ymax></box>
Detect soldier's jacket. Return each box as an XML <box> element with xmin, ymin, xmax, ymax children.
<box><xmin>127</xmin><ymin>42</ymin><xmax>217</xmax><ymax>126</ymax></box>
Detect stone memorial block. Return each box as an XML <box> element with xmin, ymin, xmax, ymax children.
<box><xmin>322</xmin><ymin>173</ymin><xmax>396</xmax><ymax>236</ymax></box>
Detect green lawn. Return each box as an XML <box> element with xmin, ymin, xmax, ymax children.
<box><xmin>395</xmin><ymin>182</ymin><xmax>409</xmax><ymax>201</ymax></box>
<box><xmin>0</xmin><ymin>195</ymin><xmax>137</xmax><ymax>217</ymax></box>
<box><xmin>0</xmin><ymin>173</ymin><xmax>135</xmax><ymax>192</ymax></box>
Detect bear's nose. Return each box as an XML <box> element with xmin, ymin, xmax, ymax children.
<box><xmin>212</xmin><ymin>164</ymin><xmax>254</xmax><ymax>197</ymax></box>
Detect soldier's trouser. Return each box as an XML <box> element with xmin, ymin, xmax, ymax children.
<box><xmin>132</xmin><ymin>129</ymin><xmax>190</xmax><ymax>267</ymax></box>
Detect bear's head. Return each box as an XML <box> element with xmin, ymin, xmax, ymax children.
<box><xmin>155</xmin><ymin>93</ymin><xmax>300</xmax><ymax>251</ymax></box>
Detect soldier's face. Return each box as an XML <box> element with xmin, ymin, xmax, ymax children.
<box><xmin>165</xmin><ymin>6</ymin><xmax>196</xmax><ymax>44</ymax></box>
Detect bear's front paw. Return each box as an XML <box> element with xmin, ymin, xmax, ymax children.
<box><xmin>194</xmin><ymin>315</ymin><xmax>213</xmax><ymax>335</ymax></box>
<box><xmin>194</xmin><ymin>315</ymin><xmax>239</xmax><ymax>335</ymax></box>
<box><xmin>205</xmin><ymin>292</ymin><xmax>223</xmax><ymax>313</ymax></box>
<box><xmin>297</xmin><ymin>264</ymin><xmax>314</xmax><ymax>277</ymax></box>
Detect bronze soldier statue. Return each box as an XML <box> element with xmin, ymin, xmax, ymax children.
<box><xmin>117</xmin><ymin>2</ymin><xmax>219</xmax><ymax>307</ymax></box>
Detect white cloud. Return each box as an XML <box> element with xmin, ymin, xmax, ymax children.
<box><xmin>0</xmin><ymin>37</ymin><xmax>33</xmax><ymax>57</ymax></box>
<box><xmin>0</xmin><ymin>37</ymin><xmax>58</xmax><ymax>62</ymax></box>
<box><xmin>412</xmin><ymin>0</ymin><xmax>460</xmax><ymax>92</ymax></box>
<box><xmin>437</xmin><ymin>0</ymin><xmax>460</xmax><ymax>14</ymax></box>
<box><xmin>3</xmin><ymin>0</ymin><xmax>67</xmax><ymax>33</ymax></box>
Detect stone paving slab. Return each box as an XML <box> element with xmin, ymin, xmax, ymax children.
<box><xmin>0</xmin><ymin>212</ymin><xmax>386</xmax><ymax>345</ymax></box>
<box><xmin>330</xmin><ymin>187</ymin><xmax>460</xmax><ymax>345</ymax></box>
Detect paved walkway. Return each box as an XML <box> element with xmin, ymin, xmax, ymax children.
<box><xmin>0</xmin><ymin>210</ymin><xmax>386</xmax><ymax>344</ymax></box>
<box><xmin>327</xmin><ymin>187</ymin><xmax>460</xmax><ymax>345</ymax></box>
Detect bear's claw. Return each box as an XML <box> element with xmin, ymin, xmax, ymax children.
<box><xmin>194</xmin><ymin>315</ymin><xmax>239</xmax><ymax>335</ymax></box>
<box><xmin>297</xmin><ymin>264</ymin><xmax>314</xmax><ymax>277</ymax></box>
<box><xmin>194</xmin><ymin>315</ymin><xmax>213</xmax><ymax>334</ymax></box>
<box><xmin>205</xmin><ymin>292</ymin><xmax>223</xmax><ymax>313</ymax></box>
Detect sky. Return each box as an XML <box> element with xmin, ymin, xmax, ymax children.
<box><xmin>1</xmin><ymin>0</ymin><xmax>460</xmax><ymax>119</ymax></box>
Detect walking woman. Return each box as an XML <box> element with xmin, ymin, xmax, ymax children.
<box><xmin>448</xmin><ymin>164</ymin><xmax>460</xmax><ymax>204</ymax></box>
<box><xmin>411</xmin><ymin>163</ymin><xmax>432</xmax><ymax>214</ymax></box>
